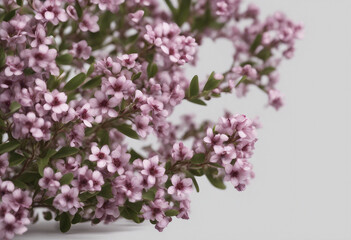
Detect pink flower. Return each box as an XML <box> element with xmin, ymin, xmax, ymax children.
<box><xmin>4</xmin><ymin>56</ymin><xmax>23</xmax><ymax>77</ymax></box>
<box><xmin>210</xmin><ymin>145</ymin><xmax>236</xmax><ymax>165</ymax></box>
<box><xmin>167</xmin><ymin>175</ymin><xmax>192</xmax><ymax>200</ymax></box>
<box><xmin>107</xmin><ymin>145</ymin><xmax>130</xmax><ymax>174</ymax></box>
<box><xmin>118</xmin><ymin>54</ymin><xmax>138</xmax><ymax>69</ymax></box>
<box><xmin>21</xmin><ymin>44</ymin><xmax>59</xmax><ymax>76</ymax></box>
<box><xmin>141</xmin><ymin>156</ymin><xmax>165</xmax><ymax>186</ymax></box>
<box><xmin>89</xmin><ymin>91</ymin><xmax>120</xmax><ymax>123</ymax></box>
<box><xmin>70</xmin><ymin>40</ymin><xmax>92</xmax><ymax>60</ymax></box>
<box><xmin>53</xmin><ymin>185</ymin><xmax>83</xmax><ymax>215</ymax></box>
<box><xmin>38</xmin><ymin>167</ymin><xmax>62</xmax><ymax>195</ymax></box>
<box><xmin>30</xmin><ymin>24</ymin><xmax>53</xmax><ymax>47</ymax></box>
<box><xmin>72</xmin><ymin>166</ymin><xmax>104</xmax><ymax>192</ymax></box>
<box><xmin>128</xmin><ymin>10</ymin><xmax>144</xmax><ymax>23</ymax></box>
<box><xmin>133</xmin><ymin>115</ymin><xmax>150</xmax><ymax>138</ymax></box>
<box><xmin>114</xmin><ymin>171</ymin><xmax>143</xmax><ymax>202</ymax></box>
<box><xmin>34</xmin><ymin>0</ymin><xmax>68</xmax><ymax>25</ymax></box>
<box><xmin>2</xmin><ymin>189</ymin><xmax>32</xmax><ymax>212</ymax></box>
<box><xmin>95</xmin><ymin>197</ymin><xmax>120</xmax><ymax>223</ymax></box>
<box><xmin>268</xmin><ymin>89</ymin><xmax>284</xmax><ymax>110</ymax></box>
<box><xmin>224</xmin><ymin>159</ymin><xmax>253</xmax><ymax>191</ymax></box>
<box><xmin>43</xmin><ymin>90</ymin><xmax>69</xmax><ymax>114</ymax></box>
<box><xmin>66</xmin><ymin>5</ymin><xmax>78</xmax><ymax>20</ymax></box>
<box><xmin>203</xmin><ymin>128</ymin><xmax>229</xmax><ymax>146</ymax></box>
<box><xmin>0</xmin><ymin>213</ymin><xmax>28</xmax><ymax>240</ymax></box>
<box><xmin>77</xmin><ymin>103</ymin><xmax>94</xmax><ymax>127</ymax></box>
<box><xmin>142</xmin><ymin>198</ymin><xmax>169</xmax><ymax>222</ymax></box>
<box><xmin>88</xmin><ymin>145</ymin><xmax>111</xmax><ymax>168</ymax></box>
<box><xmin>79</xmin><ymin>13</ymin><xmax>99</xmax><ymax>32</ymax></box>
<box><xmin>171</xmin><ymin>142</ymin><xmax>193</xmax><ymax>162</ymax></box>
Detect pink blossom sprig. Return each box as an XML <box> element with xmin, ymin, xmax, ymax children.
<box><xmin>0</xmin><ymin>0</ymin><xmax>302</xmax><ymax>238</ymax></box>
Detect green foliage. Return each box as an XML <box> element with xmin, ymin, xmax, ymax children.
<box><xmin>60</xmin><ymin>173</ymin><xmax>74</xmax><ymax>185</ymax></box>
<box><xmin>56</xmin><ymin>54</ymin><xmax>73</xmax><ymax>65</ymax></box>
<box><xmin>250</xmin><ymin>34</ymin><xmax>262</xmax><ymax>53</ymax></box>
<box><xmin>205</xmin><ymin>168</ymin><xmax>226</xmax><ymax>190</ymax></box>
<box><xmin>189</xmin><ymin>75</ymin><xmax>199</xmax><ymax>98</ymax></box>
<box><xmin>260</xmin><ymin>66</ymin><xmax>276</xmax><ymax>75</ymax></box>
<box><xmin>190</xmin><ymin>153</ymin><xmax>205</xmax><ymax>164</ymax></box>
<box><xmin>175</xmin><ymin>0</ymin><xmax>191</xmax><ymax>26</ymax></box>
<box><xmin>147</xmin><ymin>63</ymin><xmax>158</xmax><ymax>78</ymax></box>
<box><xmin>203</xmin><ymin>72</ymin><xmax>220</xmax><ymax>91</ymax></box>
<box><xmin>142</xmin><ymin>188</ymin><xmax>156</xmax><ymax>201</ymax></box>
<box><xmin>119</xmin><ymin>201</ymin><xmax>143</xmax><ymax>223</ymax></box>
<box><xmin>116</xmin><ymin>124</ymin><xmax>139</xmax><ymax>140</ymax></box>
<box><xmin>0</xmin><ymin>47</ymin><xmax>5</xmax><ymax>69</ymax></box>
<box><xmin>59</xmin><ymin>212</ymin><xmax>71</xmax><ymax>233</ymax></box>
<box><xmin>165</xmin><ymin>209</ymin><xmax>179</xmax><ymax>217</ymax></box>
<box><xmin>0</xmin><ymin>141</ymin><xmax>20</xmax><ymax>155</ymax></box>
<box><xmin>63</xmin><ymin>73</ymin><xmax>86</xmax><ymax>91</ymax></box>
<box><xmin>82</xmin><ymin>76</ymin><xmax>102</xmax><ymax>89</ymax></box>
<box><xmin>9</xmin><ymin>152</ymin><xmax>26</xmax><ymax>167</ymax></box>
<box><xmin>9</xmin><ymin>102</ymin><xmax>21</xmax><ymax>114</ymax></box>
<box><xmin>52</xmin><ymin>147</ymin><xmax>79</xmax><ymax>159</ymax></box>
<box><xmin>38</xmin><ymin>149</ymin><xmax>57</xmax><ymax>176</ymax></box>
<box><xmin>98</xmin><ymin>182</ymin><xmax>114</xmax><ymax>199</ymax></box>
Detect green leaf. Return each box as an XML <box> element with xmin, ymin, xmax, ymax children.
<box><xmin>17</xmin><ymin>172</ymin><xmax>41</xmax><ymax>185</ymax></box>
<box><xmin>250</xmin><ymin>34</ymin><xmax>262</xmax><ymax>53</ymax></box>
<box><xmin>165</xmin><ymin>209</ymin><xmax>179</xmax><ymax>217</ymax></box>
<box><xmin>56</xmin><ymin>54</ymin><xmax>73</xmax><ymax>65</ymax></box>
<box><xmin>0</xmin><ymin>141</ymin><xmax>20</xmax><ymax>155</ymax></box>
<box><xmin>185</xmin><ymin>171</ymin><xmax>200</xmax><ymax>192</ymax></box>
<box><xmin>189</xmin><ymin>75</ymin><xmax>199</xmax><ymax>97</ymax></box>
<box><xmin>175</xmin><ymin>0</ymin><xmax>191</xmax><ymax>26</ymax></box>
<box><xmin>12</xmin><ymin>179</ymin><xmax>27</xmax><ymax>189</ymax></box>
<box><xmin>43</xmin><ymin>211</ymin><xmax>53</xmax><ymax>221</ymax></box>
<box><xmin>116</xmin><ymin>124</ymin><xmax>139</xmax><ymax>140</ymax></box>
<box><xmin>235</xmin><ymin>75</ymin><xmax>247</xmax><ymax>88</ymax></box>
<box><xmin>9</xmin><ymin>101</ymin><xmax>21</xmax><ymax>114</ymax></box>
<box><xmin>60</xmin><ymin>173</ymin><xmax>74</xmax><ymax>185</ymax></box>
<box><xmin>9</xmin><ymin>152</ymin><xmax>26</xmax><ymax>167</ymax></box>
<box><xmin>38</xmin><ymin>149</ymin><xmax>57</xmax><ymax>176</ymax></box>
<box><xmin>82</xmin><ymin>76</ymin><xmax>102</xmax><ymax>89</ymax></box>
<box><xmin>188</xmin><ymin>168</ymin><xmax>204</xmax><ymax>177</ymax></box>
<box><xmin>98</xmin><ymin>183</ymin><xmax>113</xmax><ymax>199</ymax></box>
<box><xmin>0</xmin><ymin>47</ymin><xmax>5</xmax><ymax>69</ymax></box>
<box><xmin>87</xmin><ymin>63</ymin><xmax>95</xmax><ymax>76</ymax></box>
<box><xmin>132</xmin><ymin>72</ymin><xmax>142</xmax><ymax>81</ymax></box>
<box><xmin>147</xmin><ymin>63</ymin><xmax>158</xmax><ymax>78</ymax></box>
<box><xmin>63</xmin><ymin>73</ymin><xmax>86</xmax><ymax>91</ymax></box>
<box><xmin>75</xmin><ymin>0</ymin><xmax>83</xmax><ymax>19</ymax></box>
<box><xmin>119</xmin><ymin>201</ymin><xmax>143</xmax><ymax>223</ymax></box>
<box><xmin>16</xmin><ymin>0</ymin><xmax>23</xmax><ymax>6</ymax></box>
<box><xmin>260</xmin><ymin>66</ymin><xmax>276</xmax><ymax>75</ymax></box>
<box><xmin>59</xmin><ymin>212</ymin><xmax>71</xmax><ymax>233</ymax></box>
<box><xmin>205</xmin><ymin>169</ymin><xmax>226</xmax><ymax>190</ymax></box>
<box><xmin>187</xmin><ymin>99</ymin><xmax>207</xmax><ymax>106</ymax></box>
<box><xmin>256</xmin><ymin>48</ymin><xmax>272</xmax><ymax>61</ymax></box>
<box><xmin>190</xmin><ymin>153</ymin><xmax>205</xmax><ymax>164</ymax></box>
<box><xmin>72</xmin><ymin>213</ymin><xmax>82</xmax><ymax>224</ymax></box>
<box><xmin>97</xmin><ymin>129</ymin><xmax>109</xmax><ymax>147</ymax></box>
<box><xmin>203</xmin><ymin>72</ymin><xmax>220</xmax><ymax>91</ymax></box>
<box><xmin>23</xmin><ymin>68</ymin><xmax>36</xmax><ymax>75</ymax></box>
<box><xmin>52</xmin><ymin>147</ymin><xmax>79</xmax><ymax>159</ymax></box>
<box><xmin>129</xmin><ymin>149</ymin><xmax>143</xmax><ymax>162</ymax></box>
<box><xmin>142</xmin><ymin>189</ymin><xmax>156</xmax><ymax>201</ymax></box>
<box><xmin>3</xmin><ymin>9</ymin><xmax>18</xmax><ymax>22</ymax></box>
<box><xmin>79</xmin><ymin>191</ymin><xmax>98</xmax><ymax>201</ymax></box>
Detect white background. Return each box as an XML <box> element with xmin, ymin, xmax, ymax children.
<box><xmin>19</xmin><ymin>0</ymin><xmax>351</xmax><ymax>239</ymax></box>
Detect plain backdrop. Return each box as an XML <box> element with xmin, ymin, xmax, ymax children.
<box><xmin>18</xmin><ymin>0</ymin><xmax>351</xmax><ymax>239</ymax></box>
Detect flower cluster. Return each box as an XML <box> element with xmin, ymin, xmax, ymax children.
<box><xmin>0</xmin><ymin>0</ymin><xmax>302</xmax><ymax>238</ymax></box>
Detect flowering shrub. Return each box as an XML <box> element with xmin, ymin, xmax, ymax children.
<box><xmin>0</xmin><ymin>0</ymin><xmax>303</xmax><ymax>238</ymax></box>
